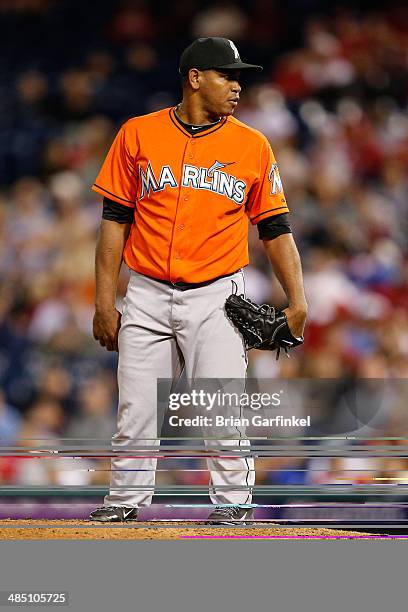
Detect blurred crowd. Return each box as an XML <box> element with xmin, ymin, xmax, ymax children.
<box><xmin>0</xmin><ymin>1</ymin><xmax>407</xmax><ymax>491</ymax></box>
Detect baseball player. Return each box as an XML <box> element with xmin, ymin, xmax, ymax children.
<box><xmin>89</xmin><ymin>37</ymin><xmax>307</xmax><ymax>523</ymax></box>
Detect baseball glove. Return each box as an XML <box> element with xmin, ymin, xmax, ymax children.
<box><xmin>225</xmin><ymin>281</ymin><xmax>304</xmax><ymax>358</ymax></box>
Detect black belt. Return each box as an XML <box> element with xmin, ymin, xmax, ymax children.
<box><xmin>141</xmin><ymin>270</ymin><xmax>241</xmax><ymax>291</ymax></box>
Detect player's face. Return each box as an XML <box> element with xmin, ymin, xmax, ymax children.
<box><xmin>199</xmin><ymin>69</ymin><xmax>242</xmax><ymax>117</ymax></box>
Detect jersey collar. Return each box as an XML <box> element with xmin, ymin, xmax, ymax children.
<box><xmin>169</xmin><ymin>107</ymin><xmax>228</xmax><ymax>138</ymax></box>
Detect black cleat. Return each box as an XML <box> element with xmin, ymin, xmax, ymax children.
<box><xmin>206</xmin><ymin>506</ymin><xmax>254</xmax><ymax>525</ymax></box>
<box><xmin>89</xmin><ymin>506</ymin><xmax>139</xmax><ymax>523</ymax></box>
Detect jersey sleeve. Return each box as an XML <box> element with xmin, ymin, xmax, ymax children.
<box><xmin>246</xmin><ymin>139</ymin><xmax>289</xmax><ymax>224</ymax></box>
<box><xmin>92</xmin><ymin>123</ymin><xmax>138</xmax><ymax>208</ymax></box>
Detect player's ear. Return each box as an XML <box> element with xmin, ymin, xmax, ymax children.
<box><xmin>187</xmin><ymin>68</ymin><xmax>201</xmax><ymax>91</ymax></box>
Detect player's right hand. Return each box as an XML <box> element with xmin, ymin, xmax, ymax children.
<box><xmin>93</xmin><ymin>307</ymin><xmax>122</xmax><ymax>351</ymax></box>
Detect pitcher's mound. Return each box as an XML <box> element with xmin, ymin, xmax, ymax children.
<box><xmin>0</xmin><ymin>520</ymin><xmax>394</xmax><ymax>539</ymax></box>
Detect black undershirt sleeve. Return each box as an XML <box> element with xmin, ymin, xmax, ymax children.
<box><xmin>102</xmin><ymin>197</ymin><xmax>134</xmax><ymax>224</ymax></box>
<box><xmin>257</xmin><ymin>212</ymin><xmax>292</xmax><ymax>240</ymax></box>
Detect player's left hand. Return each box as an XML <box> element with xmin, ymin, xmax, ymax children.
<box><xmin>283</xmin><ymin>304</ymin><xmax>307</xmax><ymax>339</ymax></box>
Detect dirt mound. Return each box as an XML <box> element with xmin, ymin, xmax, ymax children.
<box><xmin>0</xmin><ymin>520</ymin><xmax>393</xmax><ymax>539</ymax></box>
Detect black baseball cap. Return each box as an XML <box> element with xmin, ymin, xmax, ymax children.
<box><xmin>179</xmin><ymin>37</ymin><xmax>263</xmax><ymax>76</ymax></box>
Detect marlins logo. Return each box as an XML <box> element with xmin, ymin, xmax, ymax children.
<box><xmin>207</xmin><ymin>160</ymin><xmax>235</xmax><ymax>176</ymax></box>
<box><xmin>228</xmin><ymin>40</ymin><xmax>240</xmax><ymax>60</ymax></box>
<box><xmin>138</xmin><ymin>159</ymin><xmax>246</xmax><ymax>204</ymax></box>
<box><xmin>268</xmin><ymin>163</ymin><xmax>283</xmax><ymax>195</ymax></box>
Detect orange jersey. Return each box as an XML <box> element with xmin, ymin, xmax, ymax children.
<box><xmin>92</xmin><ymin>107</ymin><xmax>289</xmax><ymax>283</ymax></box>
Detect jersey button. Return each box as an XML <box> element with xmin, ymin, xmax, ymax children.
<box><xmin>184</xmin><ymin>196</ymin><xmax>189</xmax><ymax>201</ymax></box>
<box><xmin>179</xmin><ymin>224</ymin><xmax>185</xmax><ymax>230</ymax></box>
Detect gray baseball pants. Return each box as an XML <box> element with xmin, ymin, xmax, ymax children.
<box><xmin>104</xmin><ymin>269</ymin><xmax>255</xmax><ymax>508</ymax></box>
